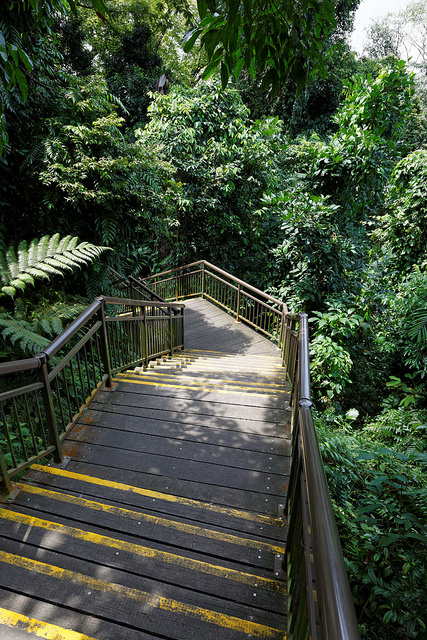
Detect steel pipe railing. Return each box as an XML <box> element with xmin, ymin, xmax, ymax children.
<box><xmin>144</xmin><ymin>260</ymin><xmax>287</xmax><ymax>343</ymax></box>
<box><xmin>283</xmin><ymin>313</ymin><xmax>361</xmax><ymax>640</ymax></box>
<box><xmin>0</xmin><ymin>295</ymin><xmax>184</xmax><ymax>496</ymax></box>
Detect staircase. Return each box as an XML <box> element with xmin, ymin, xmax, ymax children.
<box><xmin>0</xmin><ymin>340</ymin><xmax>290</xmax><ymax>638</ymax></box>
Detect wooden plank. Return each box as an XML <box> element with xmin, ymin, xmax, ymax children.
<box><xmin>182</xmin><ymin>306</ymin><xmax>280</xmax><ymax>355</ymax></box>
<box><xmin>0</xmin><ymin>556</ymin><xmax>286</xmax><ymax>640</ymax></box>
<box><xmin>63</xmin><ymin>460</ymin><xmax>288</xmax><ymax>516</ymax></box>
<box><xmin>0</xmin><ymin>588</ymin><xmax>156</xmax><ymax>640</ymax></box>
<box><xmin>68</xmin><ymin>423</ymin><xmax>287</xmax><ymax>474</ymax></box>
<box><xmin>10</xmin><ymin>485</ymin><xmax>284</xmax><ymax>571</ymax></box>
<box><xmin>87</xmin><ymin>402</ymin><xmax>289</xmax><ymax>437</ymax></box>
<box><xmin>77</xmin><ymin>410</ymin><xmax>290</xmax><ymax>453</ymax></box>
<box><xmin>60</xmin><ymin>441</ymin><xmax>289</xmax><ymax>493</ymax></box>
<box><xmin>95</xmin><ymin>389</ymin><xmax>286</xmax><ymax>422</ymax></box>
<box><xmin>26</xmin><ymin>466</ymin><xmax>287</xmax><ymax>541</ymax></box>
<box><xmin>0</xmin><ymin>526</ymin><xmax>286</xmax><ymax>617</ymax></box>
<box><xmin>111</xmin><ymin>381</ymin><xmax>287</xmax><ymax>409</ymax></box>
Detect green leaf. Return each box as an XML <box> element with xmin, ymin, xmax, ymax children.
<box><xmin>182</xmin><ymin>29</ymin><xmax>201</xmax><ymax>53</ymax></box>
<box><xmin>14</xmin><ymin>68</ymin><xmax>28</xmax><ymax>102</ymax></box>
<box><xmin>197</xmin><ymin>0</ymin><xmax>208</xmax><ymax>19</ymax></box>
<box><xmin>220</xmin><ymin>61</ymin><xmax>229</xmax><ymax>89</ymax></box>
<box><xmin>202</xmin><ymin>59</ymin><xmax>220</xmax><ymax>81</ymax></box>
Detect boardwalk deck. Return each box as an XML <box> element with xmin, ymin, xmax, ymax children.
<box><xmin>0</xmin><ymin>297</ymin><xmax>291</xmax><ymax>640</ymax></box>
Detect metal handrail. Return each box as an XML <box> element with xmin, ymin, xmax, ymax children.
<box><xmin>108</xmin><ymin>268</ymin><xmax>181</xmax><ymax>315</ymax></box>
<box><xmin>284</xmin><ymin>314</ymin><xmax>361</xmax><ymax>640</ymax></box>
<box><xmin>145</xmin><ymin>259</ymin><xmax>287</xmax><ymax>310</ymax></box>
<box><xmin>0</xmin><ymin>295</ymin><xmax>185</xmax><ymax>496</ymax></box>
<box><xmin>144</xmin><ymin>260</ymin><xmax>287</xmax><ymax>343</ymax></box>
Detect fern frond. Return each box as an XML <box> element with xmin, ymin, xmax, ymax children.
<box><xmin>0</xmin><ymin>252</ymin><xmax>10</xmax><ymax>285</ymax></box>
<box><xmin>36</xmin><ymin>235</ymin><xmax>50</xmax><ymax>262</ymax></box>
<box><xmin>5</xmin><ymin>245</ymin><xmax>18</xmax><ymax>279</ymax></box>
<box><xmin>46</xmin><ymin>233</ymin><xmax>60</xmax><ymax>256</ymax></box>
<box><xmin>56</xmin><ymin>235</ymin><xmax>74</xmax><ymax>253</ymax></box>
<box><xmin>0</xmin><ymin>315</ymin><xmax>50</xmax><ymax>356</ymax></box>
<box><xmin>0</xmin><ymin>234</ymin><xmax>111</xmax><ymax>298</ymax></box>
<box><xmin>32</xmin><ymin>301</ymin><xmax>88</xmax><ymax>338</ymax></box>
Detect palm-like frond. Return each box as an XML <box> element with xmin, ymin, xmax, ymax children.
<box><xmin>407</xmin><ymin>308</ymin><xmax>427</xmax><ymax>345</ymax></box>
<box><xmin>0</xmin><ymin>233</ymin><xmax>111</xmax><ymax>297</ymax></box>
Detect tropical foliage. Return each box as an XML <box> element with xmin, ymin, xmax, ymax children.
<box><xmin>0</xmin><ymin>233</ymin><xmax>109</xmax><ymax>298</ymax></box>
<box><xmin>0</xmin><ymin>1</ymin><xmax>426</xmax><ymax>638</ymax></box>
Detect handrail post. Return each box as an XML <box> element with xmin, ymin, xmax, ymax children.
<box><xmin>0</xmin><ymin>448</ymin><xmax>13</xmax><ymax>496</ymax></box>
<box><xmin>298</xmin><ymin>313</ymin><xmax>311</xmax><ymax>403</ymax></box>
<box><xmin>201</xmin><ymin>261</ymin><xmax>205</xmax><ymax>298</ymax></box>
<box><xmin>143</xmin><ymin>306</ymin><xmax>149</xmax><ymax>367</ymax></box>
<box><xmin>97</xmin><ymin>298</ymin><xmax>113</xmax><ymax>388</ymax></box>
<box><xmin>279</xmin><ymin>304</ymin><xmax>285</xmax><ymax>350</ymax></box>
<box><xmin>36</xmin><ymin>353</ymin><xmax>63</xmax><ymax>464</ymax></box>
<box><xmin>168</xmin><ymin>307</ymin><xmax>173</xmax><ymax>355</ymax></box>
<box><xmin>236</xmin><ymin>283</ymin><xmax>241</xmax><ymax>322</ymax></box>
<box><xmin>181</xmin><ymin>306</ymin><xmax>185</xmax><ymax>349</ymax></box>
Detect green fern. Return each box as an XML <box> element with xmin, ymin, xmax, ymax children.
<box><xmin>0</xmin><ymin>300</ymin><xmax>89</xmax><ymax>357</ymax></box>
<box><xmin>0</xmin><ymin>316</ymin><xmax>50</xmax><ymax>356</ymax></box>
<box><xmin>0</xmin><ymin>233</ymin><xmax>111</xmax><ymax>298</ymax></box>
<box><xmin>32</xmin><ymin>300</ymin><xmax>88</xmax><ymax>338</ymax></box>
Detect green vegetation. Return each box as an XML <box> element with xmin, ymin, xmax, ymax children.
<box><xmin>0</xmin><ymin>1</ymin><xmax>426</xmax><ymax>638</ymax></box>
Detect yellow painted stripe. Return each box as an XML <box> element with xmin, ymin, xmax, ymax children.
<box><xmin>167</xmin><ymin>358</ymin><xmax>284</xmax><ymax>370</ymax></box>
<box><xmin>30</xmin><ymin>465</ymin><xmax>282</xmax><ymax>526</ymax></box>
<box><xmin>0</xmin><ymin>555</ymin><xmax>285</xmax><ymax>639</ymax></box>
<box><xmin>166</xmin><ymin>352</ymin><xmax>282</xmax><ymax>362</ymax></box>
<box><xmin>18</xmin><ymin>484</ymin><xmax>285</xmax><ymax>555</ymax></box>
<box><xmin>0</xmin><ymin>608</ymin><xmax>99</xmax><ymax>640</ymax></box>
<box><xmin>156</xmin><ymin>365</ymin><xmax>286</xmax><ymax>376</ymax></box>
<box><xmin>184</xmin><ymin>349</ymin><xmax>281</xmax><ymax>359</ymax></box>
<box><xmin>0</xmin><ymin>510</ymin><xmax>285</xmax><ymax>593</ymax></box>
<box><xmin>130</xmin><ymin>371</ymin><xmax>286</xmax><ymax>389</ymax></box>
<box><xmin>118</xmin><ymin>372</ymin><xmax>286</xmax><ymax>391</ymax></box>
<box><xmin>113</xmin><ymin>376</ymin><xmax>288</xmax><ymax>396</ymax></box>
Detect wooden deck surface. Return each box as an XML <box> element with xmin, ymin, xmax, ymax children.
<box><xmin>0</xmin><ymin>297</ymin><xmax>290</xmax><ymax>640</ymax></box>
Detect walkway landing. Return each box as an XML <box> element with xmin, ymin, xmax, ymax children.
<box><xmin>0</xmin><ymin>298</ymin><xmax>290</xmax><ymax>640</ymax></box>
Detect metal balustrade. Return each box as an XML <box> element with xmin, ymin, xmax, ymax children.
<box><xmin>0</xmin><ymin>296</ymin><xmax>184</xmax><ymax>495</ymax></box>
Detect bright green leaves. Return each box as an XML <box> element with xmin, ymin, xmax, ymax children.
<box><xmin>373</xmin><ymin>149</ymin><xmax>427</xmax><ymax>275</ymax></box>
<box><xmin>136</xmin><ymin>85</ymin><xmax>284</xmax><ymax>270</ymax></box>
<box><xmin>185</xmin><ymin>0</ymin><xmax>337</xmax><ymax>93</ymax></box>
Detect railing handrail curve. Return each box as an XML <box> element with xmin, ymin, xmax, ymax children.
<box><xmin>145</xmin><ymin>260</ymin><xmax>288</xmax><ymax>311</ymax></box>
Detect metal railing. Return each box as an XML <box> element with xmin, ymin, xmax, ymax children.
<box><xmin>0</xmin><ymin>296</ymin><xmax>184</xmax><ymax>496</ymax></box>
<box><xmin>283</xmin><ymin>314</ymin><xmax>361</xmax><ymax>640</ymax></box>
<box><xmin>144</xmin><ymin>260</ymin><xmax>288</xmax><ymax>343</ymax></box>
<box><xmin>142</xmin><ymin>261</ymin><xmax>361</xmax><ymax>640</ymax></box>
